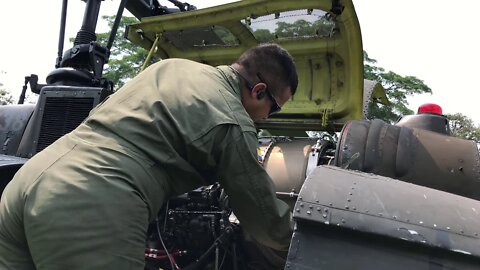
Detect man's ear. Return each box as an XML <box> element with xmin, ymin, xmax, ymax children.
<box><xmin>257</xmin><ymin>91</ymin><xmax>266</xmax><ymax>100</ymax></box>
<box><xmin>252</xmin><ymin>83</ymin><xmax>267</xmax><ymax>100</ymax></box>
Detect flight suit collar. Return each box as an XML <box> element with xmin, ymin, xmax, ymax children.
<box><xmin>216</xmin><ymin>65</ymin><xmax>242</xmax><ymax>99</ymax></box>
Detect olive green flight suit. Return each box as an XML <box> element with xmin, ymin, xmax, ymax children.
<box><xmin>0</xmin><ymin>59</ymin><xmax>292</xmax><ymax>269</ymax></box>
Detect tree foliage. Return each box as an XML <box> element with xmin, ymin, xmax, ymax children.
<box><xmin>0</xmin><ymin>88</ymin><xmax>14</xmax><ymax>105</ymax></box>
<box><xmin>363</xmin><ymin>52</ymin><xmax>432</xmax><ymax>123</ymax></box>
<box><xmin>0</xmin><ymin>72</ymin><xmax>14</xmax><ymax>105</ymax></box>
<box><xmin>96</xmin><ymin>16</ymin><xmax>153</xmax><ymax>89</ymax></box>
<box><xmin>445</xmin><ymin>113</ymin><xmax>480</xmax><ymax>142</ymax></box>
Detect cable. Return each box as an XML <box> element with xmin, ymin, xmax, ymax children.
<box><xmin>156</xmin><ymin>217</ymin><xmax>177</xmax><ymax>270</ymax></box>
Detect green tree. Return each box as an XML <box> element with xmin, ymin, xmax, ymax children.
<box><xmin>252</xmin><ymin>17</ymin><xmax>334</xmax><ymax>42</ymax></box>
<box><xmin>0</xmin><ymin>87</ymin><xmax>14</xmax><ymax>105</ymax></box>
<box><xmin>0</xmin><ymin>72</ymin><xmax>14</xmax><ymax>105</ymax></box>
<box><xmin>96</xmin><ymin>16</ymin><xmax>152</xmax><ymax>89</ymax></box>
<box><xmin>252</xmin><ymin>29</ymin><xmax>275</xmax><ymax>43</ymax></box>
<box><xmin>445</xmin><ymin>113</ymin><xmax>480</xmax><ymax>142</ymax></box>
<box><xmin>364</xmin><ymin>52</ymin><xmax>432</xmax><ymax>123</ymax></box>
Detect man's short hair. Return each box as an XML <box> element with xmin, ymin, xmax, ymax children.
<box><xmin>234</xmin><ymin>43</ymin><xmax>298</xmax><ymax>96</ymax></box>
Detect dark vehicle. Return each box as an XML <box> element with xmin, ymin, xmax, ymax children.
<box><xmin>1</xmin><ymin>0</ymin><xmax>479</xmax><ymax>269</ymax></box>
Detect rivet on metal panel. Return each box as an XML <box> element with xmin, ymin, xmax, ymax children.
<box><xmin>296</xmin><ymin>208</ymin><xmax>300</xmax><ymax>212</ymax></box>
<box><xmin>307</xmin><ymin>211</ymin><xmax>311</xmax><ymax>215</ymax></box>
<box><xmin>341</xmin><ymin>219</ymin><xmax>345</xmax><ymax>224</ymax></box>
<box><xmin>317</xmin><ymin>207</ymin><xmax>321</xmax><ymax>211</ymax></box>
<box><xmin>309</xmin><ymin>205</ymin><xmax>313</xmax><ymax>209</ymax></box>
<box><xmin>461</xmin><ymin>230</ymin><xmax>464</xmax><ymax>234</ymax></box>
<box><xmin>393</xmin><ymin>216</ymin><xmax>397</xmax><ymax>220</ymax></box>
<box><xmin>433</xmin><ymin>224</ymin><xmax>437</xmax><ymax>228</ymax></box>
<box><xmin>347</xmin><ymin>199</ymin><xmax>351</xmax><ymax>202</ymax></box>
<box><xmin>447</xmin><ymin>227</ymin><xmax>451</xmax><ymax>230</ymax></box>
<box><xmin>315</xmin><ymin>200</ymin><xmax>319</xmax><ymax>203</ymax></box>
<box><xmin>365</xmin><ymin>210</ymin><xmax>369</xmax><ymax>213</ymax></box>
<box><xmin>329</xmin><ymin>203</ymin><xmax>333</xmax><ymax>206</ymax></box>
<box><xmin>345</xmin><ymin>205</ymin><xmax>349</xmax><ymax>209</ymax></box>
<box><xmin>300</xmin><ymin>203</ymin><xmax>304</xmax><ymax>207</ymax></box>
<box><xmin>352</xmin><ymin>207</ymin><xmax>356</xmax><ymax>210</ymax></box>
<box><xmin>419</xmin><ymin>221</ymin><xmax>423</xmax><ymax>224</ymax></box>
<box><xmin>299</xmin><ymin>197</ymin><xmax>303</xmax><ymax>201</ymax></box>
<box><xmin>323</xmin><ymin>214</ymin><xmax>327</xmax><ymax>218</ymax></box>
<box><xmin>349</xmin><ymin>192</ymin><xmax>353</xmax><ymax>195</ymax></box>
<box><xmin>324</xmin><ymin>208</ymin><xmax>328</xmax><ymax>212</ymax></box>
<box><xmin>475</xmin><ymin>233</ymin><xmax>478</xmax><ymax>236</ymax></box>
<box><xmin>379</xmin><ymin>213</ymin><xmax>383</xmax><ymax>217</ymax></box>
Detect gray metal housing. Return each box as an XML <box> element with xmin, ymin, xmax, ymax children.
<box><xmin>286</xmin><ymin>166</ymin><xmax>480</xmax><ymax>269</ymax></box>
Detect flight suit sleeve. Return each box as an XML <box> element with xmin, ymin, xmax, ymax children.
<box><xmin>204</xmin><ymin>125</ymin><xmax>293</xmax><ymax>251</ymax></box>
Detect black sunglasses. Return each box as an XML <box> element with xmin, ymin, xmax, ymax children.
<box><xmin>241</xmin><ymin>72</ymin><xmax>282</xmax><ymax>116</ymax></box>
<box><xmin>256</xmin><ymin>73</ymin><xmax>281</xmax><ymax>115</ymax></box>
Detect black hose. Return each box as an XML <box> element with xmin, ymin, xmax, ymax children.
<box><xmin>183</xmin><ymin>227</ymin><xmax>233</xmax><ymax>270</ymax></box>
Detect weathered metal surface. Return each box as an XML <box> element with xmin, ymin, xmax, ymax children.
<box><xmin>0</xmin><ymin>104</ymin><xmax>35</xmax><ymax>156</ymax></box>
<box><xmin>286</xmin><ymin>165</ymin><xmax>480</xmax><ymax>269</ymax></box>
<box><xmin>396</xmin><ymin>113</ymin><xmax>450</xmax><ymax>135</ymax></box>
<box><xmin>0</xmin><ymin>154</ymin><xmax>27</xmax><ymax>195</ymax></box>
<box><xmin>335</xmin><ymin>119</ymin><xmax>480</xmax><ymax>200</ymax></box>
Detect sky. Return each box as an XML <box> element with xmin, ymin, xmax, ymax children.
<box><xmin>1</xmin><ymin>0</ymin><xmax>479</xmax><ymax>124</ymax></box>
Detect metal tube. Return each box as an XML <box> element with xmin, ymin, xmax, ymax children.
<box><xmin>56</xmin><ymin>0</ymin><xmax>68</xmax><ymax>68</ymax></box>
<box><xmin>81</xmin><ymin>0</ymin><xmax>101</xmax><ymax>33</ymax></box>
<box><xmin>106</xmin><ymin>0</ymin><xmax>128</xmax><ymax>51</ymax></box>
<box><xmin>140</xmin><ymin>34</ymin><xmax>160</xmax><ymax>72</ymax></box>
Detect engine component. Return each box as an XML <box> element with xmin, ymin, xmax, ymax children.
<box><xmin>15</xmin><ymin>85</ymin><xmax>109</xmax><ymax>158</ymax></box>
<box><xmin>396</xmin><ymin>103</ymin><xmax>450</xmax><ymax>135</ymax></box>
<box><xmin>258</xmin><ymin>136</ymin><xmax>336</xmax><ymax>208</ymax></box>
<box><xmin>145</xmin><ymin>184</ymin><xmax>246</xmax><ymax>270</ymax></box>
<box><xmin>335</xmin><ymin>119</ymin><xmax>480</xmax><ymax>200</ymax></box>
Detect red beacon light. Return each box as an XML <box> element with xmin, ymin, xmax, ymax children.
<box><xmin>417</xmin><ymin>103</ymin><xmax>443</xmax><ymax>115</ymax></box>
